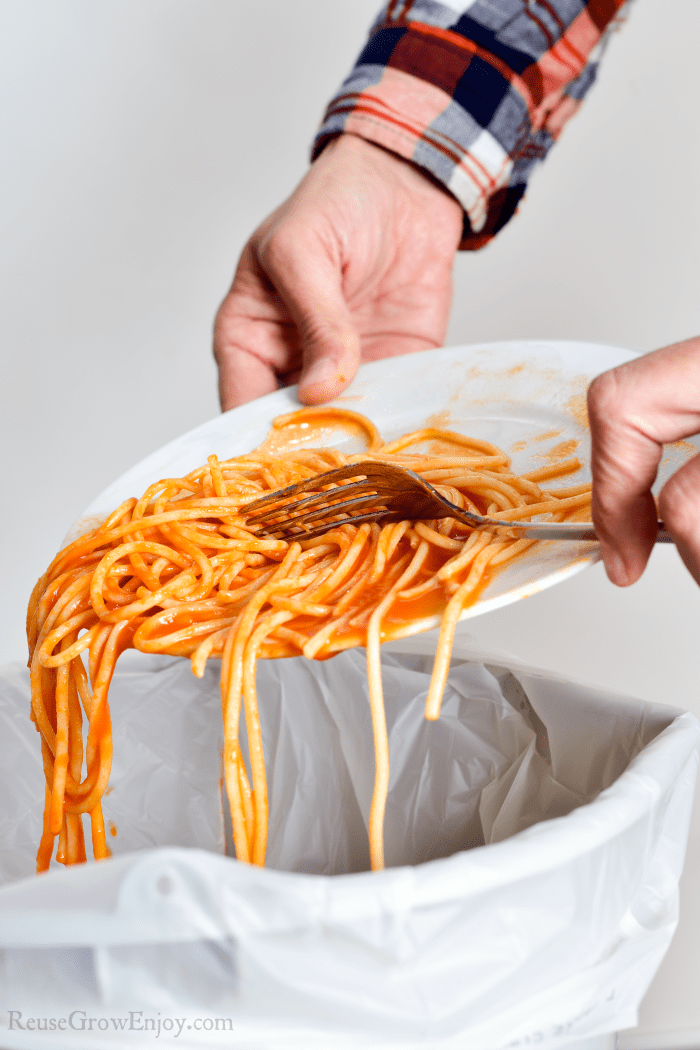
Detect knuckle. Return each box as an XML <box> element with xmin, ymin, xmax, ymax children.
<box><xmin>212</xmin><ymin>318</ymin><xmax>228</xmax><ymax>365</ymax></box>
<box><xmin>587</xmin><ymin>368</ymin><xmax>629</xmax><ymax>429</ymax></box>
<box><xmin>212</xmin><ymin>308</ymin><xmax>244</xmax><ymax>365</ymax></box>
<box><xmin>298</xmin><ymin>314</ymin><xmax>338</xmax><ymax>346</ymax></box>
<box><xmin>257</xmin><ymin>226</ymin><xmax>297</xmax><ymax>274</ymax></box>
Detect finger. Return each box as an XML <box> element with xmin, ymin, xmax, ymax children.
<box><xmin>258</xmin><ymin>231</ymin><xmax>360</xmax><ymax>405</ymax></box>
<box><xmin>213</xmin><ymin>251</ymin><xmax>302</xmax><ymax>410</ymax></box>
<box><xmin>587</xmin><ymin>368</ymin><xmax>663</xmax><ymax>586</ymax></box>
<box><xmin>588</xmin><ymin>340</ymin><xmax>700</xmax><ymax>586</ymax></box>
<box><xmin>214</xmin><ymin>292</ymin><xmax>299</xmax><ymax>410</ymax></box>
<box><xmin>658</xmin><ymin>452</ymin><xmax>700</xmax><ymax>586</ymax></box>
<box><xmin>216</xmin><ymin>345</ymin><xmax>280</xmax><ymax>411</ymax></box>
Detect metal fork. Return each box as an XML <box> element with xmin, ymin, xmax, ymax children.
<box><xmin>245</xmin><ymin>461</ymin><xmax>671</xmax><ymax>543</ymax></box>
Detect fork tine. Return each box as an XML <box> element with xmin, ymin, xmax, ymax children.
<box><xmin>244</xmin><ymin>464</ymin><xmax>381</xmax><ymax>513</ymax></box>
<box><xmin>243</xmin><ymin>461</ymin><xmax>419</xmax><ymax>541</ymax></box>
<box><xmin>262</xmin><ymin>509</ymin><xmax>399</xmax><ymax>542</ymax></box>
<box><xmin>245</xmin><ymin>479</ymin><xmax>380</xmax><ymax>526</ymax></box>
<box><xmin>250</xmin><ymin>491</ymin><xmax>387</xmax><ymax>535</ymax></box>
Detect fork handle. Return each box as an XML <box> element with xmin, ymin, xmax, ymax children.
<box><xmin>480</xmin><ymin>519</ymin><xmax>673</xmax><ymax>542</ymax></box>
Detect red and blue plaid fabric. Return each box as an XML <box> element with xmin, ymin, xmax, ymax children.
<box><xmin>313</xmin><ymin>0</ymin><xmax>633</xmax><ymax>249</ymax></box>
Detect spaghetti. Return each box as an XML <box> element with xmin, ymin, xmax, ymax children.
<box><xmin>27</xmin><ymin>408</ymin><xmax>591</xmax><ymax>873</ymax></box>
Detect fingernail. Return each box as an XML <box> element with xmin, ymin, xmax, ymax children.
<box><xmin>299</xmin><ymin>358</ymin><xmax>337</xmax><ymax>389</ymax></box>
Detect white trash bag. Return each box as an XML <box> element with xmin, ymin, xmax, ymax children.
<box><xmin>0</xmin><ymin>635</ymin><xmax>697</xmax><ymax>1050</ymax></box>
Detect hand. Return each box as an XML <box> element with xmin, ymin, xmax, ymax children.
<box><xmin>213</xmin><ymin>133</ymin><xmax>463</xmax><ymax>408</ymax></box>
<box><xmin>587</xmin><ymin>336</ymin><xmax>700</xmax><ymax>587</ymax></box>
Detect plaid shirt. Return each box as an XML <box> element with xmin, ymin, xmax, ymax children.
<box><xmin>313</xmin><ymin>0</ymin><xmax>633</xmax><ymax>249</ymax></box>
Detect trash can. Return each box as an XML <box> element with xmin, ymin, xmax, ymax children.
<box><xmin>0</xmin><ymin>637</ymin><xmax>697</xmax><ymax>1050</ymax></box>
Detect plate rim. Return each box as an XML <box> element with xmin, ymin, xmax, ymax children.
<box><xmin>76</xmin><ymin>338</ymin><xmax>639</xmax><ymax>525</ymax></box>
<box><xmin>68</xmin><ymin>339</ymin><xmax>642</xmax><ymax>628</ymax></box>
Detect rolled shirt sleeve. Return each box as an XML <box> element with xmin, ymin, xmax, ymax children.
<box><xmin>313</xmin><ymin>0</ymin><xmax>635</xmax><ymax>249</ymax></box>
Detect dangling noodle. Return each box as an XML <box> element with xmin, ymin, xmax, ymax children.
<box><xmin>26</xmin><ymin>408</ymin><xmax>591</xmax><ymax>873</ymax></box>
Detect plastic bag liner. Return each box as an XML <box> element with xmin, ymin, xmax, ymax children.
<box><xmin>0</xmin><ymin>632</ymin><xmax>697</xmax><ymax>1050</ymax></box>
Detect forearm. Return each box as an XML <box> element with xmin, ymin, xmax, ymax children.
<box><xmin>314</xmin><ymin>0</ymin><xmax>636</xmax><ymax>248</ymax></box>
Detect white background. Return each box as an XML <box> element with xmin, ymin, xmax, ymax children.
<box><xmin>1</xmin><ymin>1</ymin><xmax>699</xmax><ymax>1045</ymax></box>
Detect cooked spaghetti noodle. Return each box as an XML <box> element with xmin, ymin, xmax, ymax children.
<box><xmin>27</xmin><ymin>409</ymin><xmax>591</xmax><ymax>873</ymax></box>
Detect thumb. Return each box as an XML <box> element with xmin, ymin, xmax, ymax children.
<box><xmin>297</xmin><ymin>322</ymin><xmax>361</xmax><ymax>405</ymax></box>
<box><xmin>259</xmin><ymin>233</ymin><xmax>361</xmax><ymax>405</ymax></box>
<box><xmin>658</xmin><ymin>452</ymin><xmax>700</xmax><ymax>586</ymax></box>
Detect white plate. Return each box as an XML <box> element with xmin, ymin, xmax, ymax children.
<box><xmin>69</xmin><ymin>340</ymin><xmax>698</xmax><ymax>632</ymax></box>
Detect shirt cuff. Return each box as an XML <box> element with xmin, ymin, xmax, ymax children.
<box><xmin>312</xmin><ymin>2</ymin><xmax>633</xmax><ymax>250</ymax></box>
